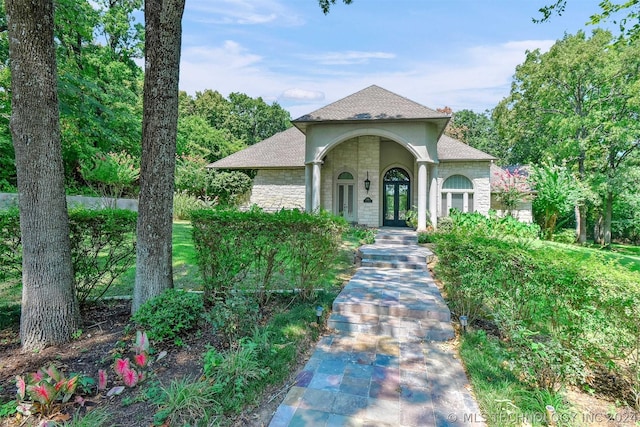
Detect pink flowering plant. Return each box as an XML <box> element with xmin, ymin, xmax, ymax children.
<box><xmin>14</xmin><ymin>364</ymin><xmax>80</xmax><ymax>416</ymax></box>
<box><xmin>98</xmin><ymin>330</ymin><xmax>165</xmax><ymax>396</ymax></box>
<box><xmin>492</xmin><ymin>167</ymin><xmax>530</xmax><ymax>215</ymax></box>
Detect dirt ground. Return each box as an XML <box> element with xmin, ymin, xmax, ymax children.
<box><xmin>0</xmin><ymin>300</ymin><xmax>313</xmax><ymax>427</ymax></box>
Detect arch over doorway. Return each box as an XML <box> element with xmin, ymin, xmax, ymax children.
<box><xmin>383</xmin><ymin>167</ymin><xmax>411</xmax><ymax>227</ymax></box>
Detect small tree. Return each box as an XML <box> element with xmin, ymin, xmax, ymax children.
<box><xmin>530</xmin><ymin>162</ymin><xmax>583</xmax><ymax>240</ymax></box>
<box><xmin>79</xmin><ymin>151</ymin><xmax>140</xmax><ymax>206</ymax></box>
<box><xmin>492</xmin><ymin>167</ymin><xmax>530</xmax><ymax>216</ymax></box>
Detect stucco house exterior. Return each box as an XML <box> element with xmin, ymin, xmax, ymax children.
<box><xmin>210</xmin><ymin>85</ymin><xmax>514</xmax><ymax>230</ymax></box>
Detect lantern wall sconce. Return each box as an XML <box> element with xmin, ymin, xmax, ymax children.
<box><xmin>364</xmin><ymin>172</ymin><xmax>371</xmax><ymax>192</ymax></box>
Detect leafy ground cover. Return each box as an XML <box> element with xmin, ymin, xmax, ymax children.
<box><xmin>425</xmin><ymin>212</ymin><xmax>640</xmax><ymax>426</ymax></box>
<box><xmin>0</xmin><ymin>215</ymin><xmax>365</xmax><ymax>426</ymax></box>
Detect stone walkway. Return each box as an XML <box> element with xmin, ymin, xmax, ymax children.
<box><xmin>268</xmin><ymin>229</ymin><xmax>485</xmax><ymax>427</ymax></box>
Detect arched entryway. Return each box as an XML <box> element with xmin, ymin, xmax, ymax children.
<box><xmin>383</xmin><ymin>167</ymin><xmax>410</xmax><ymax>226</ymax></box>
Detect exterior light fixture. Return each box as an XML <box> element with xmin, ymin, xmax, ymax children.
<box><xmin>316</xmin><ymin>305</ymin><xmax>324</xmax><ymax>324</ymax></box>
<box><xmin>364</xmin><ymin>171</ymin><xmax>371</xmax><ymax>192</ymax></box>
<box><xmin>459</xmin><ymin>315</ymin><xmax>468</xmax><ymax>333</ymax></box>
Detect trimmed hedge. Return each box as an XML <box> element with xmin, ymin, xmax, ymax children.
<box><xmin>191</xmin><ymin>207</ymin><xmax>347</xmax><ymax>305</ymax></box>
<box><xmin>0</xmin><ymin>207</ymin><xmax>136</xmax><ymax>304</ymax></box>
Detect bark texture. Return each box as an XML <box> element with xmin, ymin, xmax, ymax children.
<box><xmin>7</xmin><ymin>0</ymin><xmax>80</xmax><ymax>350</ymax></box>
<box><xmin>132</xmin><ymin>0</ymin><xmax>185</xmax><ymax>314</ymax></box>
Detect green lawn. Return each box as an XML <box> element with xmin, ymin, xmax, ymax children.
<box><xmin>105</xmin><ymin>221</ymin><xmax>202</xmax><ymax>297</ymax></box>
<box><xmin>532</xmin><ymin>239</ymin><xmax>640</xmax><ymax>273</ymax></box>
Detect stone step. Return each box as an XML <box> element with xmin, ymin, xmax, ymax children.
<box><xmin>361</xmin><ymin>259</ymin><xmax>427</xmax><ymax>270</ymax></box>
<box><xmin>361</xmin><ymin>251</ymin><xmax>427</xmax><ymax>263</ymax></box>
<box><xmin>374</xmin><ymin>234</ymin><xmax>417</xmax><ymax>245</ymax></box>
<box><xmin>327</xmin><ymin>313</ymin><xmax>454</xmax><ymax>341</ymax></box>
<box><xmin>332</xmin><ymin>300</ymin><xmax>451</xmax><ymax>321</ymax></box>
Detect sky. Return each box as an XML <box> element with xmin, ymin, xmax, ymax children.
<box><xmin>178</xmin><ymin>0</ymin><xmax>610</xmax><ymax>119</ymax></box>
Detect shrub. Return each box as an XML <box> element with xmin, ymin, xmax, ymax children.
<box><xmin>205</xmin><ymin>293</ymin><xmax>261</xmax><ymax>348</ymax></box>
<box><xmin>68</xmin><ymin>208</ymin><xmax>137</xmax><ymax>303</ymax></box>
<box><xmin>172</xmin><ymin>190</ymin><xmax>205</xmax><ymax>221</ymax></box>
<box><xmin>0</xmin><ymin>207</ymin><xmax>21</xmax><ymax>285</ymax></box>
<box><xmin>551</xmin><ymin>228</ymin><xmax>576</xmax><ymax>244</ymax></box>
<box><xmin>191</xmin><ymin>208</ymin><xmax>346</xmax><ymax>305</ymax></box>
<box><xmin>0</xmin><ymin>207</ymin><xmax>136</xmax><ymax>305</ymax></box>
<box><xmin>131</xmin><ymin>289</ymin><xmax>203</xmax><ymax>346</ymax></box>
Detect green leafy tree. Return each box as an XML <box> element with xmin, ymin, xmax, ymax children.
<box><xmin>494</xmin><ymin>30</ymin><xmax>640</xmax><ymax>244</ymax></box>
<box><xmin>177</xmin><ymin>115</ymin><xmax>245</xmax><ymax>163</ymax></box>
<box><xmin>530</xmin><ymin>162</ymin><xmax>583</xmax><ymax>240</ymax></box>
<box><xmin>79</xmin><ymin>151</ymin><xmax>140</xmax><ymax>203</ymax></box>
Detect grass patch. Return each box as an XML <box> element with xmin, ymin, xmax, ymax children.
<box><xmin>531</xmin><ymin>239</ymin><xmax>640</xmax><ymax>273</ymax></box>
<box><xmin>461</xmin><ymin>331</ymin><xmax>575</xmax><ymax>427</ymax></box>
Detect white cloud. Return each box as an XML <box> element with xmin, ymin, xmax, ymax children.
<box><xmin>186</xmin><ymin>0</ymin><xmax>303</xmax><ymax>26</ymax></box>
<box><xmin>301</xmin><ymin>51</ymin><xmax>396</xmax><ymax>65</ymax></box>
<box><xmin>178</xmin><ymin>38</ymin><xmax>557</xmax><ymax>117</ymax></box>
<box><xmin>281</xmin><ymin>89</ymin><xmax>325</xmax><ymax>101</ymax></box>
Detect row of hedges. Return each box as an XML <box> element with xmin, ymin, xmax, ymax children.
<box><xmin>0</xmin><ymin>207</ymin><xmax>137</xmax><ymax>304</ymax></box>
<box><xmin>431</xmin><ymin>213</ymin><xmax>640</xmax><ymax>404</ymax></box>
<box><xmin>191</xmin><ymin>207</ymin><xmax>347</xmax><ymax>305</ymax></box>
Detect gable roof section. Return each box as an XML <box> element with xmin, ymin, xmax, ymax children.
<box><xmin>293</xmin><ymin>85</ymin><xmax>450</xmax><ymax>130</ymax></box>
<box><xmin>209</xmin><ymin>127</ymin><xmax>495</xmax><ymax>169</ymax></box>
<box><xmin>437</xmin><ymin>134</ymin><xmax>496</xmax><ymax>161</ymax></box>
<box><xmin>208</xmin><ymin>127</ymin><xmax>304</xmax><ymax>169</ymax></box>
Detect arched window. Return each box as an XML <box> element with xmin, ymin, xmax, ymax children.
<box><xmin>337</xmin><ymin>171</ymin><xmax>354</xmax><ymax>180</ymax></box>
<box><xmin>441</xmin><ymin>175</ymin><xmax>474</xmax><ymax>215</ymax></box>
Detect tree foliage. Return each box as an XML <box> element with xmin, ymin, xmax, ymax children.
<box><xmin>494</xmin><ymin>30</ymin><xmax>640</xmax><ymax>244</ymax></box>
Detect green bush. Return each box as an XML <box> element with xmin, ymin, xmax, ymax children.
<box><xmin>0</xmin><ymin>207</ymin><xmax>136</xmax><ymax>305</ymax></box>
<box><xmin>0</xmin><ymin>207</ymin><xmax>21</xmax><ymax>285</ymax></box>
<box><xmin>551</xmin><ymin>228</ymin><xmax>576</xmax><ymax>244</ymax></box>
<box><xmin>205</xmin><ymin>293</ymin><xmax>261</xmax><ymax>348</ymax></box>
<box><xmin>172</xmin><ymin>190</ymin><xmax>204</xmax><ymax>220</ymax></box>
<box><xmin>433</xmin><ymin>229</ymin><xmax>640</xmax><ymax>403</ymax></box>
<box><xmin>132</xmin><ymin>289</ymin><xmax>204</xmax><ymax>346</ymax></box>
<box><xmin>191</xmin><ymin>207</ymin><xmax>346</xmax><ymax>305</ymax></box>
<box><xmin>68</xmin><ymin>208</ymin><xmax>137</xmax><ymax>303</ymax></box>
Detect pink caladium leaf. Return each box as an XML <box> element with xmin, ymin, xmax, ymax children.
<box><xmin>122</xmin><ymin>368</ymin><xmax>139</xmax><ymax>388</ymax></box>
<box><xmin>133</xmin><ymin>352</ymin><xmax>148</xmax><ymax>368</ymax></box>
<box><xmin>134</xmin><ymin>331</ymin><xmax>149</xmax><ymax>354</ymax></box>
<box><xmin>114</xmin><ymin>358</ymin><xmax>130</xmax><ymax>377</ymax></box>
<box><xmin>28</xmin><ymin>371</ymin><xmax>44</xmax><ymax>383</ymax></box>
<box><xmin>45</xmin><ymin>365</ymin><xmax>62</xmax><ymax>382</ymax></box>
<box><xmin>98</xmin><ymin>369</ymin><xmax>108</xmax><ymax>391</ymax></box>
<box><xmin>65</xmin><ymin>375</ymin><xmax>79</xmax><ymax>394</ymax></box>
<box><xmin>27</xmin><ymin>382</ymin><xmax>56</xmax><ymax>405</ymax></box>
<box><xmin>15</xmin><ymin>375</ymin><xmax>26</xmax><ymax>400</ymax></box>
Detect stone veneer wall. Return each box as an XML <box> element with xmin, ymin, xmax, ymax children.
<box><xmin>436</xmin><ymin>161</ymin><xmax>491</xmax><ymax>216</ymax></box>
<box><xmin>490</xmin><ymin>195</ymin><xmax>534</xmax><ymax>223</ymax></box>
<box><xmin>248</xmin><ymin>169</ymin><xmax>305</xmax><ymax>211</ymax></box>
<box><xmin>320</xmin><ymin>137</ymin><xmax>380</xmax><ymax>227</ymax></box>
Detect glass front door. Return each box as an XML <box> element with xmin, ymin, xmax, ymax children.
<box><xmin>337</xmin><ymin>183</ymin><xmax>355</xmax><ymax>221</ymax></box>
<box><xmin>383</xmin><ymin>168</ymin><xmax>410</xmax><ymax>227</ymax></box>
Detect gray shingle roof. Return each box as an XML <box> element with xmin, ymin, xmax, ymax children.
<box><xmin>437</xmin><ymin>134</ymin><xmax>496</xmax><ymax>161</ymax></box>
<box><xmin>209</xmin><ymin>127</ymin><xmax>495</xmax><ymax>169</ymax></box>
<box><xmin>208</xmin><ymin>126</ymin><xmax>304</xmax><ymax>169</ymax></box>
<box><xmin>293</xmin><ymin>85</ymin><xmax>450</xmax><ymax>123</ymax></box>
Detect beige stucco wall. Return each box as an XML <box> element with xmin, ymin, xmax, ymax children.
<box><xmin>248</xmin><ymin>169</ymin><xmax>305</xmax><ymax>211</ymax></box>
<box><xmin>436</xmin><ymin>161</ymin><xmax>492</xmax><ymax>216</ymax></box>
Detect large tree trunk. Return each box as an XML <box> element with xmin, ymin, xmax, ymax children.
<box><xmin>132</xmin><ymin>0</ymin><xmax>185</xmax><ymax>314</ymax></box>
<box><xmin>576</xmin><ymin>154</ymin><xmax>587</xmax><ymax>244</ymax></box>
<box><xmin>6</xmin><ymin>0</ymin><xmax>80</xmax><ymax>350</ymax></box>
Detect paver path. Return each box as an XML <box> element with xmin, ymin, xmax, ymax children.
<box><xmin>269</xmin><ymin>229</ymin><xmax>485</xmax><ymax>427</ymax></box>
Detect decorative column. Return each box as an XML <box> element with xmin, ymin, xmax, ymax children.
<box><xmin>429</xmin><ymin>164</ymin><xmax>438</xmax><ymax>228</ymax></box>
<box><xmin>311</xmin><ymin>161</ymin><xmax>322</xmax><ymax>212</ymax></box>
<box><xmin>304</xmin><ymin>164</ymin><xmax>312</xmax><ymax>212</ymax></box>
<box><xmin>417</xmin><ymin>160</ymin><xmax>428</xmax><ymax>231</ymax></box>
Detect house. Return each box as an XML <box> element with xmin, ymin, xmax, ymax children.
<box><xmin>210</xmin><ymin>85</ymin><xmax>512</xmax><ymax>229</ymax></box>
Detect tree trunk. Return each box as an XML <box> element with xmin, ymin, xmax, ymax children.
<box><xmin>132</xmin><ymin>0</ymin><xmax>185</xmax><ymax>314</ymax></box>
<box><xmin>576</xmin><ymin>154</ymin><xmax>587</xmax><ymax>244</ymax></box>
<box><xmin>603</xmin><ymin>190</ymin><xmax>613</xmax><ymax>246</ymax></box>
<box><xmin>6</xmin><ymin>0</ymin><xmax>80</xmax><ymax>350</ymax></box>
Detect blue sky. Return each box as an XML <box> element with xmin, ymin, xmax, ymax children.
<box><xmin>178</xmin><ymin>0</ymin><xmax>608</xmax><ymax>118</ymax></box>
